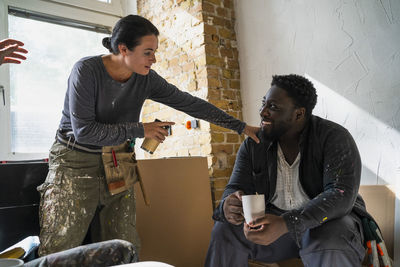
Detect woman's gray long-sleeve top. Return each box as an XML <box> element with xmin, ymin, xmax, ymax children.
<box><xmin>59</xmin><ymin>56</ymin><xmax>245</xmax><ymax>147</ymax></box>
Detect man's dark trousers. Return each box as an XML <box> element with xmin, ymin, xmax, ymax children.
<box><xmin>205</xmin><ymin>214</ymin><xmax>365</xmax><ymax>267</ymax></box>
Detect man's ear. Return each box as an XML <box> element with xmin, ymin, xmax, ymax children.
<box><xmin>118</xmin><ymin>44</ymin><xmax>128</xmax><ymax>55</ymax></box>
<box><xmin>295</xmin><ymin>107</ymin><xmax>306</xmax><ymax>121</ymax></box>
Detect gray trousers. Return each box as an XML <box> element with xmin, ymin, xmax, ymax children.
<box><xmin>37</xmin><ymin>141</ymin><xmax>140</xmax><ymax>256</ymax></box>
<box><xmin>205</xmin><ymin>214</ymin><xmax>365</xmax><ymax>267</ymax></box>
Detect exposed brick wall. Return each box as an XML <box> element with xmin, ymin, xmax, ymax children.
<box><xmin>137</xmin><ymin>0</ymin><xmax>243</xmax><ymax>207</ymax></box>
<box><xmin>202</xmin><ymin>0</ymin><xmax>244</xmax><ymax>205</ymax></box>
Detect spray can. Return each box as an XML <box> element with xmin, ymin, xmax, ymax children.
<box><xmin>141</xmin><ymin>119</ymin><xmax>171</xmax><ymax>154</ymax></box>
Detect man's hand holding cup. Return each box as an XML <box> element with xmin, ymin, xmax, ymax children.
<box><xmin>223</xmin><ymin>190</ymin><xmax>245</xmax><ymax>225</ymax></box>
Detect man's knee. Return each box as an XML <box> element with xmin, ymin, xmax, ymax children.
<box><xmin>210</xmin><ymin>221</ymin><xmax>243</xmax><ymax>243</ymax></box>
<box><xmin>206</xmin><ymin>222</ymin><xmax>251</xmax><ymax>267</ymax></box>
<box><xmin>300</xmin><ymin>215</ymin><xmax>365</xmax><ymax>265</ymax></box>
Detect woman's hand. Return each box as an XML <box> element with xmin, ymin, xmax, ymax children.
<box><xmin>243</xmin><ymin>125</ymin><xmax>260</xmax><ymax>143</ymax></box>
<box><xmin>143</xmin><ymin>121</ymin><xmax>175</xmax><ymax>143</ymax></box>
<box><xmin>0</xmin><ymin>39</ymin><xmax>28</xmax><ymax>65</ymax></box>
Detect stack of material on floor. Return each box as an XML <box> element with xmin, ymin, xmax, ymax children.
<box><xmin>0</xmin><ymin>236</ymin><xmax>39</xmax><ymax>260</ymax></box>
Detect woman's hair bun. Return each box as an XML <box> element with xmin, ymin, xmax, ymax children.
<box><xmin>102</xmin><ymin>37</ymin><xmax>113</xmax><ymax>52</ymax></box>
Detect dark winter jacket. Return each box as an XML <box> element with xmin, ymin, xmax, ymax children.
<box><xmin>213</xmin><ymin>115</ymin><xmax>373</xmax><ymax>246</ymax></box>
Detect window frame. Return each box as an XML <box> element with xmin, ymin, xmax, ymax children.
<box><xmin>48</xmin><ymin>0</ymin><xmax>123</xmax><ymax>17</ymax></box>
<box><xmin>0</xmin><ymin>0</ymin><xmax>120</xmax><ymax>161</ymax></box>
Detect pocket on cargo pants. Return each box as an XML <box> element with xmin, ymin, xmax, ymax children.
<box><xmin>37</xmin><ymin>143</ymin><xmax>101</xmax><ymax>256</ymax></box>
<box><xmin>37</xmin><ymin>170</ymin><xmax>100</xmax><ymax>256</ymax></box>
<box><xmin>37</xmin><ymin>167</ymin><xmax>65</xmax><ymax>233</ymax></box>
<box><xmin>37</xmin><ymin>175</ymin><xmax>69</xmax><ymax>256</ymax></box>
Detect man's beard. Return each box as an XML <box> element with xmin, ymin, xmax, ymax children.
<box><xmin>260</xmin><ymin>121</ymin><xmax>291</xmax><ymax>142</ymax></box>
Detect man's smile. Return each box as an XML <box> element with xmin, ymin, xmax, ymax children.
<box><xmin>261</xmin><ymin>119</ymin><xmax>272</xmax><ymax>126</ymax></box>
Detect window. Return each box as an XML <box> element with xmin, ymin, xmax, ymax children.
<box><xmin>0</xmin><ymin>0</ymin><xmax>119</xmax><ymax>161</ymax></box>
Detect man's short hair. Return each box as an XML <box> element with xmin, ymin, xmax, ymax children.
<box><xmin>271</xmin><ymin>74</ymin><xmax>317</xmax><ymax>117</ymax></box>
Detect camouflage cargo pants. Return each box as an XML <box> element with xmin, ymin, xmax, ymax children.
<box><xmin>37</xmin><ymin>141</ymin><xmax>140</xmax><ymax>256</ymax></box>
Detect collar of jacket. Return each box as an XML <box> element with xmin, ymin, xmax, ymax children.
<box><xmin>254</xmin><ymin>117</ymin><xmax>313</xmax><ymax>201</ymax></box>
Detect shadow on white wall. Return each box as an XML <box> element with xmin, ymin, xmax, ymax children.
<box><xmin>306</xmin><ymin>74</ymin><xmax>400</xmax><ymax>187</ymax></box>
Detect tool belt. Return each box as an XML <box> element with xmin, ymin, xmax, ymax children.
<box><xmin>56</xmin><ymin>129</ymin><xmax>149</xmax><ymax>204</ymax></box>
<box><xmin>102</xmin><ymin>141</ymin><xmax>149</xmax><ymax>205</ymax></box>
<box><xmin>102</xmin><ymin>141</ymin><xmax>137</xmax><ymax>195</ymax></box>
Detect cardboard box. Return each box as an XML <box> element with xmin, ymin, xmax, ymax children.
<box><xmin>359</xmin><ymin>185</ymin><xmax>395</xmax><ymax>258</ymax></box>
<box><xmin>135</xmin><ymin>157</ymin><xmax>214</xmax><ymax>267</ymax></box>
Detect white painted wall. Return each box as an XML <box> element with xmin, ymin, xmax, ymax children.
<box><xmin>234</xmin><ymin>0</ymin><xmax>400</xmax><ymax>263</ymax></box>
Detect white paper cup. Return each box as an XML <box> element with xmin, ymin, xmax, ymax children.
<box><xmin>242</xmin><ymin>194</ymin><xmax>265</xmax><ymax>224</ymax></box>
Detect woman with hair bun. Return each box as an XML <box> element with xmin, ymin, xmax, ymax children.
<box><xmin>37</xmin><ymin>15</ymin><xmax>259</xmax><ymax>256</ymax></box>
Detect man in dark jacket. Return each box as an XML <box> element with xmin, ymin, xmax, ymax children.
<box><xmin>205</xmin><ymin>74</ymin><xmax>371</xmax><ymax>266</ymax></box>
